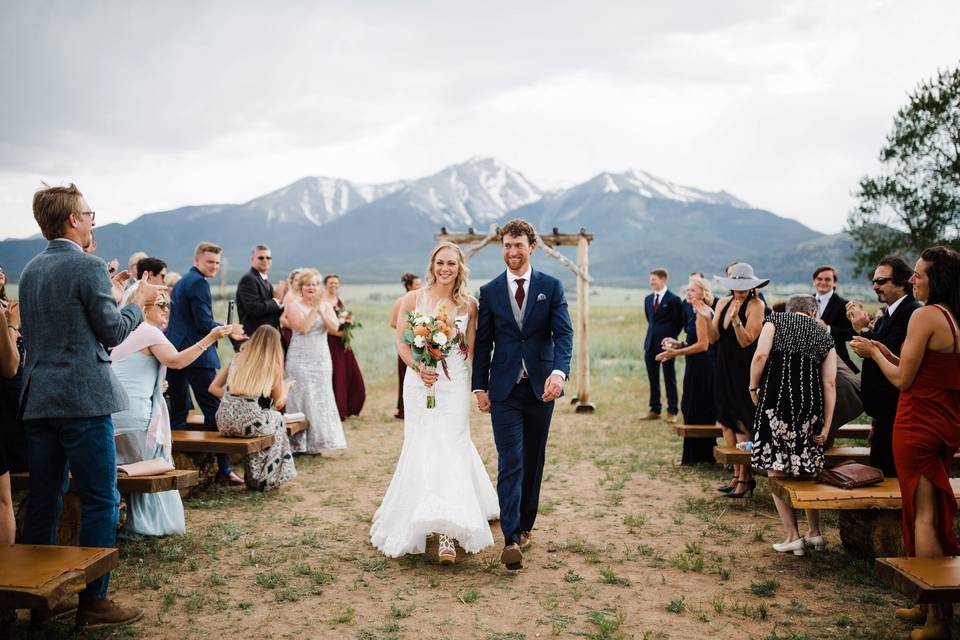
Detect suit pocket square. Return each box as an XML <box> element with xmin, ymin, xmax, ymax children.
<box><xmin>537</xmin><ymin>293</ymin><xmax>547</xmax><ymax>302</ymax></box>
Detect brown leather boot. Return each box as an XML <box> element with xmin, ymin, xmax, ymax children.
<box><xmin>896</xmin><ymin>605</ymin><xmax>927</xmax><ymax>623</ymax></box>
<box><xmin>30</xmin><ymin>599</ymin><xmax>77</xmax><ymax>625</ymax></box>
<box><xmin>75</xmin><ymin>598</ymin><xmax>143</xmax><ymax>629</ymax></box>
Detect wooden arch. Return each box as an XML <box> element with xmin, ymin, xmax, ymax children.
<box><xmin>435</xmin><ymin>224</ymin><xmax>596</xmax><ymax>413</ymax></box>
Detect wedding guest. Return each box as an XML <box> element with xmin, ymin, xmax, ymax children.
<box><xmin>166</xmin><ymin>241</ymin><xmax>245</xmax><ymax>485</ymax></box>
<box><xmin>656</xmin><ymin>275</ymin><xmax>716</xmax><ymax>463</ymax></box>
<box><xmin>280</xmin><ymin>268</ymin><xmax>303</xmax><ymax>351</ymax></box>
<box><xmin>128</xmin><ymin>251</ymin><xmax>147</xmax><ymax>277</ymax></box>
<box><xmin>234</xmin><ymin>244</ymin><xmax>287</xmax><ymax>351</ymax></box>
<box><xmin>164</xmin><ymin>271</ymin><xmax>182</xmax><ymax>290</ymax></box>
<box><xmin>0</xmin><ymin>284</ymin><xmax>26</xmax><ymax>476</ymax></box>
<box><xmin>812</xmin><ymin>265</ymin><xmax>859</xmax><ymax>374</ymax></box>
<box><xmin>0</xmin><ymin>300</ymin><xmax>21</xmax><ymax>552</ymax></box>
<box><xmin>111</xmin><ymin>294</ymin><xmax>232</xmax><ymax>535</ymax></box>
<box><xmin>642</xmin><ymin>268</ymin><xmax>683</xmax><ymax>422</ymax></box>
<box><xmin>209</xmin><ymin>326</ymin><xmax>297</xmax><ymax>491</ymax></box>
<box><xmin>19</xmin><ymin>183</ymin><xmax>160</xmax><ymax>627</ymax></box>
<box><xmin>852</xmin><ymin>246</ymin><xmax>960</xmax><ymax>636</ymax></box>
<box><xmin>822</xmin><ymin>359</ymin><xmax>864</xmax><ymax>448</ymax></box>
<box><xmin>321</xmin><ymin>274</ymin><xmax>366</xmax><ymax>420</ymax></box>
<box><xmin>708</xmin><ymin>263</ymin><xmax>767</xmax><ymax>499</ymax></box>
<box><xmin>750</xmin><ymin>295</ymin><xmax>837</xmax><ymax>555</ymax></box>
<box><xmin>846</xmin><ymin>255</ymin><xmax>921</xmax><ymax>476</ymax></box>
<box><xmin>284</xmin><ymin>269</ymin><xmax>346</xmax><ymax>454</ymax></box>
<box><xmin>390</xmin><ymin>272</ymin><xmax>422</xmax><ymax>419</ymax></box>
<box><xmin>121</xmin><ymin>256</ymin><xmax>167</xmax><ymax>307</ymax></box>
<box><xmin>0</xmin><ymin>264</ymin><xmax>7</xmax><ymax>300</ymax></box>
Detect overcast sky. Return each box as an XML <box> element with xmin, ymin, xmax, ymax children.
<box><xmin>1</xmin><ymin>0</ymin><xmax>957</xmax><ymax>239</ymax></box>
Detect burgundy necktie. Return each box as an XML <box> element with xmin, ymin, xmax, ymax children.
<box><xmin>515</xmin><ymin>278</ymin><xmax>526</xmax><ymax>309</ymax></box>
<box><xmin>653</xmin><ymin>293</ymin><xmax>660</xmax><ymax>315</ymax></box>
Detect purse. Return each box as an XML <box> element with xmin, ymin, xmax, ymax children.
<box><xmin>816</xmin><ymin>460</ymin><xmax>884</xmax><ymax>489</ymax></box>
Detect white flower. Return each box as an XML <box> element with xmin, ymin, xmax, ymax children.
<box><xmin>433</xmin><ymin>332</ymin><xmax>448</xmax><ymax>346</ymax></box>
<box><xmin>414</xmin><ymin>314</ymin><xmax>428</xmax><ymax>326</ymax></box>
<box><xmin>413</xmin><ymin>335</ymin><xmax>426</xmax><ymax>348</ymax></box>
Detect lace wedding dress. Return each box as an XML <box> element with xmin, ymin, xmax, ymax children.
<box><xmin>370</xmin><ymin>303</ymin><xmax>499</xmax><ymax>557</ymax></box>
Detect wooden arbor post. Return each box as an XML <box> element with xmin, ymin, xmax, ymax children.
<box><xmin>435</xmin><ymin>224</ymin><xmax>595</xmax><ymax>413</ymax></box>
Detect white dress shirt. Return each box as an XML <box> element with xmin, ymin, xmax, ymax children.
<box><xmin>816</xmin><ymin>290</ymin><xmax>833</xmax><ymax>319</ymax></box>
<box><xmin>886</xmin><ymin>294</ymin><xmax>908</xmax><ymax>318</ymax></box>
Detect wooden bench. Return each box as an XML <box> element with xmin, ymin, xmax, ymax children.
<box><xmin>0</xmin><ymin>545</ymin><xmax>118</xmax><ymax>610</ymax></box>
<box><xmin>674</xmin><ymin>423</ymin><xmax>871</xmax><ymax>440</ymax></box>
<box><xmin>185</xmin><ymin>413</ymin><xmax>308</xmax><ymax>437</ymax></box>
<box><xmin>9</xmin><ymin>470</ymin><xmax>199</xmax><ymax>494</ymax></box>
<box><xmin>171</xmin><ymin>430</ymin><xmax>275</xmax><ymax>455</ymax></box>
<box><xmin>876</xmin><ymin>557</ymin><xmax>960</xmax><ymax>604</ymax></box>
<box><xmin>836</xmin><ymin>424</ymin><xmax>871</xmax><ymax>440</ymax></box>
<box><xmin>713</xmin><ymin>445</ymin><xmax>872</xmax><ymax>466</ymax></box>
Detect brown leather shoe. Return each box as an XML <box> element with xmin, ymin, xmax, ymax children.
<box><xmin>215</xmin><ymin>471</ymin><xmax>244</xmax><ymax>486</ymax></box>
<box><xmin>640</xmin><ymin>411</ymin><xmax>661</xmax><ymax>421</ymax></box>
<box><xmin>30</xmin><ymin>599</ymin><xmax>77</xmax><ymax>625</ymax></box>
<box><xmin>76</xmin><ymin>598</ymin><xmax>143</xmax><ymax>629</ymax></box>
<box><xmin>501</xmin><ymin>543</ymin><xmax>523</xmax><ymax>570</ymax></box>
<box><xmin>520</xmin><ymin>531</ymin><xmax>532</xmax><ymax>550</ymax></box>
<box><xmin>666</xmin><ymin>413</ymin><xmax>679</xmax><ymax>424</ymax></box>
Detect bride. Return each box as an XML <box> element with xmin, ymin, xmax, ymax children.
<box><xmin>370</xmin><ymin>242</ymin><xmax>499</xmax><ymax>563</ymax></box>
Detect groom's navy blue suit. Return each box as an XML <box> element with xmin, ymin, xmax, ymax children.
<box><xmin>473</xmin><ymin>269</ymin><xmax>573</xmax><ymax>546</ymax></box>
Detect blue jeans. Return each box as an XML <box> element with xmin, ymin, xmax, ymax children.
<box><xmin>23</xmin><ymin>415</ymin><xmax>120</xmax><ymax>601</ymax></box>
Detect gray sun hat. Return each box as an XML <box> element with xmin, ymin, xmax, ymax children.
<box><xmin>715</xmin><ymin>262</ymin><xmax>770</xmax><ymax>291</ymax></box>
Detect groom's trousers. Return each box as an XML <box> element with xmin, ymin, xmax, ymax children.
<box><xmin>491</xmin><ymin>379</ymin><xmax>555</xmax><ymax>546</ymax></box>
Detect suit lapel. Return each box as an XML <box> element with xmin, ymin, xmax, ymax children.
<box><xmin>521</xmin><ymin>271</ymin><xmax>540</xmax><ymax>328</ymax></box>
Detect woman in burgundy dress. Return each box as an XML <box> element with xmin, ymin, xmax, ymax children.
<box><xmin>853</xmin><ymin>246</ymin><xmax>960</xmax><ymax>639</ymax></box>
<box><xmin>321</xmin><ymin>275</ymin><xmax>366</xmax><ymax>420</ymax></box>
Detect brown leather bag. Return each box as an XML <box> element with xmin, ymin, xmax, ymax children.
<box><xmin>816</xmin><ymin>460</ymin><xmax>884</xmax><ymax>489</ymax></box>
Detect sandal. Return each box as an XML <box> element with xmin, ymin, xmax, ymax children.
<box><xmin>438</xmin><ymin>534</ymin><xmax>456</xmax><ymax>564</ymax></box>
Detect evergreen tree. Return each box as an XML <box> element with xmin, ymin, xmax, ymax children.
<box><xmin>846</xmin><ymin>65</ymin><xmax>960</xmax><ymax>275</ymax></box>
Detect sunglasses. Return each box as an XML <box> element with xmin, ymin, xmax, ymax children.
<box><xmin>256</xmin><ymin>256</ymin><xmax>272</xmax><ymax>261</ymax></box>
<box><xmin>871</xmin><ymin>277</ymin><xmax>893</xmax><ymax>286</ymax></box>
<box><xmin>147</xmin><ymin>301</ymin><xmax>169</xmax><ymax>310</ymax></box>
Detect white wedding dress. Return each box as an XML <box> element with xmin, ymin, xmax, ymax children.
<box><xmin>370</xmin><ymin>302</ymin><xmax>499</xmax><ymax>557</ymax></box>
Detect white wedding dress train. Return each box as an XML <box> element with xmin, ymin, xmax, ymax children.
<box><xmin>370</xmin><ymin>312</ymin><xmax>499</xmax><ymax>557</ymax></box>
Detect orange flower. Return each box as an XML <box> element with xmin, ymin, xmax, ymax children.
<box><xmin>428</xmin><ymin>346</ymin><xmax>442</xmax><ymax>360</ymax></box>
<box><xmin>413</xmin><ymin>326</ymin><xmax>431</xmax><ymax>338</ymax></box>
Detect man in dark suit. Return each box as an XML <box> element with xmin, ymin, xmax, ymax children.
<box><xmin>234</xmin><ymin>244</ymin><xmax>286</xmax><ymax>350</ymax></box>
<box><xmin>166</xmin><ymin>241</ymin><xmax>244</xmax><ymax>484</ymax></box>
<box><xmin>848</xmin><ymin>255</ymin><xmax>921</xmax><ymax>476</ymax></box>
<box><xmin>813</xmin><ymin>265</ymin><xmax>859</xmax><ymax>374</ymax></box>
<box><xmin>473</xmin><ymin>219</ymin><xmax>573</xmax><ymax>570</ymax></box>
<box><xmin>642</xmin><ymin>268</ymin><xmax>684</xmax><ymax>422</ymax></box>
<box><xmin>19</xmin><ymin>184</ymin><xmax>161</xmax><ymax>627</ymax></box>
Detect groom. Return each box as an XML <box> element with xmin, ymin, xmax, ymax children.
<box><xmin>473</xmin><ymin>218</ymin><xmax>574</xmax><ymax>570</ymax></box>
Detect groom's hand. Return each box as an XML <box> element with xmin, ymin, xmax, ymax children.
<box><xmin>542</xmin><ymin>374</ymin><xmax>564</xmax><ymax>403</ymax></box>
<box><xmin>474</xmin><ymin>390</ymin><xmax>491</xmax><ymax>413</ymax></box>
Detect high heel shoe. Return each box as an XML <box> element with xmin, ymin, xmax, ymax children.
<box><xmin>717</xmin><ymin>476</ymin><xmax>738</xmax><ymax>493</ymax></box>
<box><xmin>803</xmin><ymin>535</ymin><xmax>826</xmax><ymax>551</ymax></box>
<box><xmin>724</xmin><ymin>479</ymin><xmax>756</xmax><ymax>499</ymax></box>
<box><xmin>772</xmin><ymin>538</ymin><xmax>805</xmax><ymax>556</ymax></box>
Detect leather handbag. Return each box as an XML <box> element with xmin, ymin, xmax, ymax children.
<box><xmin>817</xmin><ymin>460</ymin><xmax>884</xmax><ymax>489</ymax></box>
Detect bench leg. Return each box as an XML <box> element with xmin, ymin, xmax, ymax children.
<box><xmin>839</xmin><ymin>509</ymin><xmax>905</xmax><ymax>558</ymax></box>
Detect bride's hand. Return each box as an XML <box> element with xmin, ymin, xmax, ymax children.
<box><xmin>419</xmin><ymin>365</ymin><xmax>438</xmax><ymax>388</ymax></box>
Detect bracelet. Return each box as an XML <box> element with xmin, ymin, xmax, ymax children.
<box><xmin>749</xmin><ymin>387</ymin><xmax>758</xmax><ymax>393</ymax></box>
<box><xmin>196</xmin><ymin>342</ymin><xmax>208</xmax><ymax>351</ymax></box>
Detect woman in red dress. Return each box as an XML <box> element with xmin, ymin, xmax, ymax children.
<box><xmin>321</xmin><ymin>275</ymin><xmax>366</xmax><ymax>420</ymax></box>
<box><xmin>853</xmin><ymin>246</ymin><xmax>960</xmax><ymax>639</ymax></box>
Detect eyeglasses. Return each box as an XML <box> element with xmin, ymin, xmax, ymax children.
<box><xmin>256</xmin><ymin>256</ymin><xmax>272</xmax><ymax>261</ymax></box>
<box><xmin>147</xmin><ymin>301</ymin><xmax>169</xmax><ymax>310</ymax></box>
<box><xmin>76</xmin><ymin>210</ymin><xmax>96</xmax><ymax>222</ymax></box>
<box><xmin>871</xmin><ymin>277</ymin><xmax>893</xmax><ymax>286</ymax></box>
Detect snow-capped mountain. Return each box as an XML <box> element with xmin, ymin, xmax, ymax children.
<box><xmin>563</xmin><ymin>169</ymin><xmax>750</xmax><ymax>209</ymax></box>
<box><xmin>395</xmin><ymin>156</ymin><xmax>543</xmax><ymax>226</ymax></box>
<box><xmin>245</xmin><ymin>176</ymin><xmax>407</xmax><ymax>226</ymax></box>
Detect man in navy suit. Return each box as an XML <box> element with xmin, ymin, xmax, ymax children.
<box><xmin>166</xmin><ymin>241</ymin><xmax>245</xmax><ymax>484</ymax></box>
<box><xmin>643</xmin><ymin>268</ymin><xmax>684</xmax><ymax>422</ymax></box>
<box><xmin>473</xmin><ymin>219</ymin><xmax>573</xmax><ymax>571</ymax></box>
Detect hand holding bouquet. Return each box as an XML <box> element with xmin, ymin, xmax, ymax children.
<box><xmin>337</xmin><ymin>307</ymin><xmax>362</xmax><ymax>351</ymax></box>
<box><xmin>402</xmin><ymin>305</ymin><xmax>466</xmax><ymax>408</ymax></box>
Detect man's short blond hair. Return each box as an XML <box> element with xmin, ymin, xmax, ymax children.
<box><xmin>32</xmin><ymin>183</ymin><xmax>85</xmax><ymax>240</ymax></box>
<box><xmin>195</xmin><ymin>241</ymin><xmax>222</xmax><ymax>257</ymax></box>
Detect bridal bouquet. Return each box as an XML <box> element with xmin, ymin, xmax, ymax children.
<box><xmin>337</xmin><ymin>307</ymin><xmax>362</xmax><ymax>351</ymax></box>
<box><xmin>402</xmin><ymin>306</ymin><xmax>466</xmax><ymax>409</ymax></box>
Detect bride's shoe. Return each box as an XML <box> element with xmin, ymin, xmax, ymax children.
<box><xmin>438</xmin><ymin>535</ymin><xmax>456</xmax><ymax>565</ymax></box>
<box><xmin>771</xmin><ymin>538</ymin><xmax>805</xmax><ymax>556</ymax></box>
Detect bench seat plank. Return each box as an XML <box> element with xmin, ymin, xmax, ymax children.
<box><xmin>836</xmin><ymin>425</ymin><xmax>871</xmax><ymax>439</ymax></box>
<box><xmin>876</xmin><ymin>557</ymin><xmax>960</xmax><ymax>603</ymax></box>
<box><xmin>0</xmin><ymin>545</ymin><xmax>118</xmax><ymax>610</ymax></box>
<box><xmin>713</xmin><ymin>445</ymin><xmax>871</xmax><ymax>466</ymax></box>
<box><xmin>184</xmin><ymin>413</ymin><xmax>307</xmax><ymax>437</ymax></box>
<box><xmin>171</xmin><ymin>430</ymin><xmax>274</xmax><ymax>454</ymax></box>
<box><xmin>9</xmin><ymin>470</ymin><xmax>199</xmax><ymax>494</ymax></box>
<box><xmin>671</xmin><ymin>424</ymin><xmax>721</xmax><ymax>438</ymax></box>
<box><xmin>768</xmin><ymin>477</ymin><xmax>960</xmax><ymax>510</ymax></box>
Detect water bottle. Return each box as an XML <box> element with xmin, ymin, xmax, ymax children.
<box><xmin>736</xmin><ymin>441</ymin><xmax>754</xmax><ymax>452</ymax></box>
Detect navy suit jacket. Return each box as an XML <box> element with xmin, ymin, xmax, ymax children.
<box><xmin>472</xmin><ymin>270</ymin><xmax>574</xmax><ymax>403</ymax></box>
<box><xmin>643</xmin><ymin>289</ymin><xmax>684</xmax><ymax>353</ymax></box>
<box><xmin>166</xmin><ymin>266</ymin><xmax>222</xmax><ymax>370</ymax></box>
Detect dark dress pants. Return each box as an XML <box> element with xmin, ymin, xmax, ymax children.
<box><xmin>870</xmin><ymin>413</ymin><xmax>897</xmax><ymax>477</ymax></box>
<box><xmin>167</xmin><ymin>366</ymin><xmax>232</xmax><ymax>475</ymax></box>
<box><xmin>644</xmin><ymin>349</ymin><xmax>678</xmax><ymax>415</ymax></box>
<box><xmin>490</xmin><ymin>379</ymin><xmax>554</xmax><ymax>546</ymax></box>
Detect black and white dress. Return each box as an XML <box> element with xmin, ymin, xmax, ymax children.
<box><xmin>751</xmin><ymin>313</ymin><xmax>834</xmax><ymax>475</ymax></box>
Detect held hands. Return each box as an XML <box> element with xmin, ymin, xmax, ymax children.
<box><xmin>542</xmin><ymin>373</ymin><xmax>564</xmax><ymax>403</ymax></box>
<box><xmin>475</xmin><ymin>390</ymin><xmax>491</xmax><ymax>413</ymax></box>
<box><xmin>655</xmin><ymin>348</ymin><xmax>676</xmax><ymax>363</ymax></box>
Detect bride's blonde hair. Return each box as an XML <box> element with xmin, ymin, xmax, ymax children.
<box><xmin>425</xmin><ymin>242</ymin><xmax>470</xmax><ymax>308</ymax></box>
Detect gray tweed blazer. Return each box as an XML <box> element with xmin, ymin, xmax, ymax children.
<box><xmin>18</xmin><ymin>239</ymin><xmax>144</xmax><ymax>419</ymax></box>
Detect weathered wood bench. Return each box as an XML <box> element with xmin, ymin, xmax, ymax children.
<box><xmin>171</xmin><ymin>430</ymin><xmax>275</xmax><ymax>455</ymax></box>
<box><xmin>185</xmin><ymin>413</ymin><xmax>308</xmax><ymax>436</ymax></box>
<box><xmin>0</xmin><ymin>544</ymin><xmax>118</xmax><ymax>610</ymax></box>
<box><xmin>769</xmin><ymin>477</ymin><xmax>960</xmax><ymax>558</ymax></box>
<box><xmin>713</xmin><ymin>445</ymin><xmax>872</xmax><ymax>466</ymax></box>
<box><xmin>876</xmin><ymin>557</ymin><xmax>960</xmax><ymax>604</ymax></box>
<box><xmin>675</xmin><ymin>423</ymin><xmax>871</xmax><ymax>440</ymax></box>
<box><xmin>9</xmin><ymin>470</ymin><xmax>199</xmax><ymax>494</ymax></box>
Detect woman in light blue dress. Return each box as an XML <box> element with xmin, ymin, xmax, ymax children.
<box><xmin>111</xmin><ymin>294</ymin><xmax>232</xmax><ymax>536</ymax></box>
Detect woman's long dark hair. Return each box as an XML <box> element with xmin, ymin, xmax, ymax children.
<box><xmin>0</xmin><ymin>264</ymin><xmax>6</xmax><ymax>301</ymax></box>
<box><xmin>920</xmin><ymin>246</ymin><xmax>960</xmax><ymax>326</ymax></box>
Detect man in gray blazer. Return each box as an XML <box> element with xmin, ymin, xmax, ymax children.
<box><xmin>18</xmin><ymin>184</ymin><xmax>162</xmax><ymax>628</ymax></box>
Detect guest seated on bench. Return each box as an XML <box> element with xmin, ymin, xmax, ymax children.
<box><xmin>111</xmin><ymin>293</ymin><xmax>232</xmax><ymax>536</ymax></box>
<box><xmin>750</xmin><ymin>295</ymin><xmax>837</xmax><ymax>557</ymax></box>
<box><xmin>210</xmin><ymin>326</ymin><xmax>297</xmax><ymax>491</ymax></box>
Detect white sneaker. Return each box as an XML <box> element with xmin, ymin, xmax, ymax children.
<box><xmin>772</xmin><ymin>539</ymin><xmax>805</xmax><ymax>556</ymax></box>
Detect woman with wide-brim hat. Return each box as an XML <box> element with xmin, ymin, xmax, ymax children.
<box><xmin>707</xmin><ymin>262</ymin><xmax>769</xmax><ymax>498</ymax></box>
